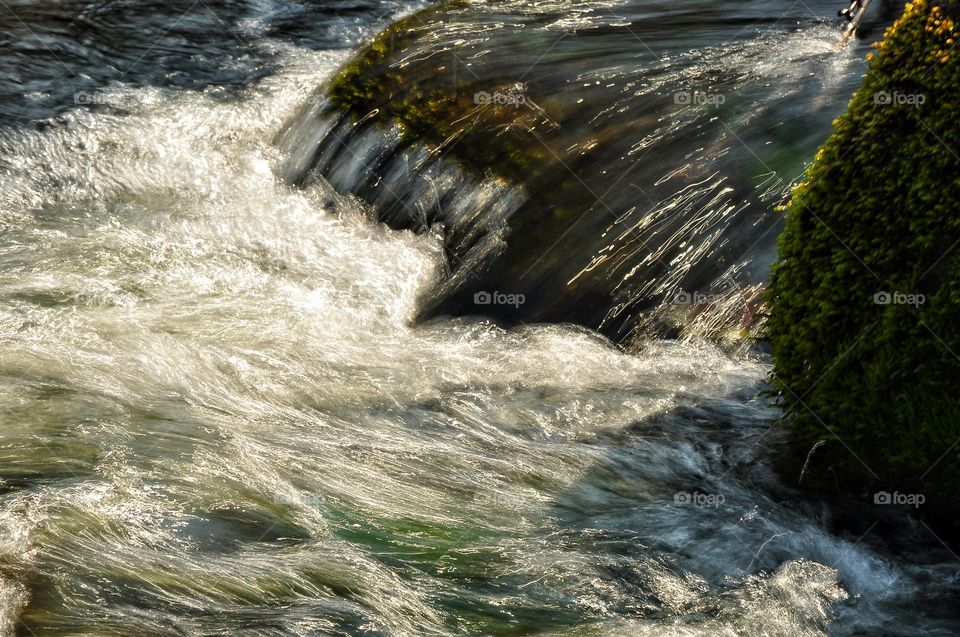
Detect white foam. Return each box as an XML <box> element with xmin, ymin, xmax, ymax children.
<box><xmin>0</xmin><ymin>42</ymin><xmax>938</xmax><ymax>637</ymax></box>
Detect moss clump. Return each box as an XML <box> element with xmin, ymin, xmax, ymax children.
<box><xmin>325</xmin><ymin>1</ymin><xmax>550</xmax><ymax>181</ymax></box>
<box><xmin>766</xmin><ymin>0</ymin><xmax>960</xmax><ymax>536</ymax></box>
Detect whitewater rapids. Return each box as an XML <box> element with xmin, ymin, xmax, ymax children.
<box><xmin>0</xmin><ymin>31</ymin><xmax>956</xmax><ymax>637</ymax></box>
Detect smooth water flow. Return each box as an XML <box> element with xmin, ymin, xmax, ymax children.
<box><xmin>1</xmin><ymin>1</ymin><xmax>958</xmax><ymax>635</ymax></box>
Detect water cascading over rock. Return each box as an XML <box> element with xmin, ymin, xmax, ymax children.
<box><xmin>276</xmin><ymin>0</ymin><xmax>874</xmax><ymax>341</ymax></box>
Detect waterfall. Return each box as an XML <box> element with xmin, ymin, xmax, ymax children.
<box><xmin>276</xmin><ymin>0</ymin><xmax>866</xmax><ymax>341</ymax></box>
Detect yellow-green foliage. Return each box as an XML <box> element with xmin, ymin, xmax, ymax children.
<box><xmin>766</xmin><ymin>0</ymin><xmax>960</xmax><ymax>519</ymax></box>
<box><xmin>325</xmin><ymin>1</ymin><xmax>548</xmax><ymax>180</ymax></box>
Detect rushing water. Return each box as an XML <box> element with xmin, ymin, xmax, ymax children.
<box><xmin>275</xmin><ymin>0</ymin><xmax>903</xmax><ymax>341</ymax></box>
<box><xmin>2</xmin><ymin>1</ymin><xmax>959</xmax><ymax>636</ymax></box>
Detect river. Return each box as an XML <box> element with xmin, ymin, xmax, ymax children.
<box><xmin>1</xmin><ymin>1</ymin><xmax>958</xmax><ymax>635</ymax></box>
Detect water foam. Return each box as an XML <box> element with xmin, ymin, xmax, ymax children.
<box><xmin>0</xmin><ymin>41</ymin><xmax>945</xmax><ymax>637</ymax></box>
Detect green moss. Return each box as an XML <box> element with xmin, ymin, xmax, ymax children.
<box><xmin>325</xmin><ymin>0</ymin><xmax>550</xmax><ymax>181</ymax></box>
<box><xmin>766</xmin><ymin>0</ymin><xmax>960</xmax><ymax>531</ymax></box>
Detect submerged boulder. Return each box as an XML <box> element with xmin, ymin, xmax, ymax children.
<box><xmin>278</xmin><ymin>0</ymin><xmax>872</xmax><ymax>341</ymax></box>
<box><xmin>766</xmin><ymin>0</ymin><xmax>960</xmax><ymax>541</ymax></box>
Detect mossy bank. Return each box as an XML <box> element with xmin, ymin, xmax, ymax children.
<box><xmin>766</xmin><ymin>0</ymin><xmax>960</xmax><ymax>541</ymax></box>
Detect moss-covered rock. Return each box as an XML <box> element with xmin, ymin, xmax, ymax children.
<box><xmin>766</xmin><ymin>0</ymin><xmax>960</xmax><ymax>539</ymax></box>
<box><xmin>302</xmin><ymin>0</ymin><xmax>879</xmax><ymax>340</ymax></box>
<box><xmin>326</xmin><ymin>1</ymin><xmax>550</xmax><ymax>181</ymax></box>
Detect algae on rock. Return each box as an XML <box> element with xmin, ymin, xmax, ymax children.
<box><xmin>766</xmin><ymin>0</ymin><xmax>960</xmax><ymax>537</ymax></box>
